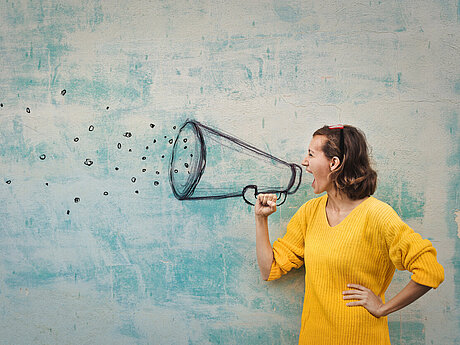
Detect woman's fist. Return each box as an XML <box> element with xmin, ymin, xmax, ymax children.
<box><xmin>255</xmin><ymin>193</ymin><xmax>277</xmax><ymax>217</ymax></box>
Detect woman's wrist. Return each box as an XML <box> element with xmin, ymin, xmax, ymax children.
<box><xmin>376</xmin><ymin>303</ymin><xmax>388</xmax><ymax>318</ymax></box>
<box><xmin>255</xmin><ymin>214</ymin><xmax>268</xmax><ymax>221</ymax></box>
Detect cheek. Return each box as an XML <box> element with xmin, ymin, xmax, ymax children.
<box><xmin>317</xmin><ymin>165</ymin><xmax>331</xmax><ymax>179</ymax></box>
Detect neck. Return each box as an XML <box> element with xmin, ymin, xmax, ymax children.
<box><xmin>326</xmin><ymin>190</ymin><xmax>367</xmax><ymax>212</ymax></box>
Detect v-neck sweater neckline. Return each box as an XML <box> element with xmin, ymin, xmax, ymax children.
<box><xmin>323</xmin><ymin>194</ymin><xmax>373</xmax><ymax>229</ymax></box>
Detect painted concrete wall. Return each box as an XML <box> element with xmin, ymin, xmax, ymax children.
<box><xmin>0</xmin><ymin>0</ymin><xmax>458</xmax><ymax>344</ymax></box>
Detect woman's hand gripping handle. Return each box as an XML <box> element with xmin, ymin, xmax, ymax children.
<box><xmin>255</xmin><ymin>193</ymin><xmax>278</xmax><ymax>217</ymax></box>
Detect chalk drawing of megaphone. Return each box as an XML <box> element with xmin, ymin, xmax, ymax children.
<box><xmin>169</xmin><ymin>119</ymin><xmax>302</xmax><ymax>206</ymax></box>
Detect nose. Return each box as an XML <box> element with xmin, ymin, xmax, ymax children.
<box><xmin>301</xmin><ymin>156</ymin><xmax>309</xmax><ymax>167</ymax></box>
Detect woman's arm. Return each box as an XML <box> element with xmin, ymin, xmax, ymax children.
<box><xmin>342</xmin><ymin>280</ymin><xmax>432</xmax><ymax>318</ymax></box>
<box><xmin>255</xmin><ymin>194</ymin><xmax>277</xmax><ymax>281</ymax></box>
<box><xmin>255</xmin><ymin>215</ymin><xmax>274</xmax><ymax>281</ymax></box>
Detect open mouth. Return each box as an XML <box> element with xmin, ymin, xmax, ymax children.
<box><xmin>306</xmin><ymin>170</ymin><xmax>315</xmax><ymax>187</ymax></box>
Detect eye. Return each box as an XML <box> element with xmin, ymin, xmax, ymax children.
<box><xmin>308</xmin><ymin>153</ymin><xmax>313</xmax><ymax>157</ymax></box>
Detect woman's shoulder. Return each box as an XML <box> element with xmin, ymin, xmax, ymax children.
<box><xmin>297</xmin><ymin>194</ymin><xmax>327</xmax><ymax>213</ymax></box>
<box><xmin>366</xmin><ymin>196</ymin><xmax>401</xmax><ymax>221</ymax></box>
<box><xmin>288</xmin><ymin>195</ymin><xmax>326</xmax><ymax>223</ymax></box>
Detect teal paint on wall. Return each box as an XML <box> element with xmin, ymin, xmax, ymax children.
<box><xmin>374</xmin><ymin>179</ymin><xmax>426</xmax><ymax>220</ymax></box>
<box><xmin>389</xmin><ymin>321</ymin><xmax>425</xmax><ymax>345</ymax></box>
<box><xmin>458</xmin><ymin>0</ymin><xmax>460</xmax><ymax>22</ymax></box>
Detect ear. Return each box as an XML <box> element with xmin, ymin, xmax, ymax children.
<box><xmin>330</xmin><ymin>157</ymin><xmax>341</xmax><ymax>171</ymax></box>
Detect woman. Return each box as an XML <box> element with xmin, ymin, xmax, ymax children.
<box><xmin>255</xmin><ymin>125</ymin><xmax>444</xmax><ymax>345</ymax></box>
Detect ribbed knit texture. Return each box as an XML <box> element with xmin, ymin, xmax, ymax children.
<box><xmin>268</xmin><ymin>194</ymin><xmax>444</xmax><ymax>345</ymax></box>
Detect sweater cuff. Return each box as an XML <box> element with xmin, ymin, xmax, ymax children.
<box><xmin>410</xmin><ymin>253</ymin><xmax>445</xmax><ymax>289</ymax></box>
<box><xmin>267</xmin><ymin>261</ymin><xmax>283</xmax><ymax>281</ymax></box>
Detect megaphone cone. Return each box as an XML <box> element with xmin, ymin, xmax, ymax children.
<box><xmin>169</xmin><ymin>119</ymin><xmax>302</xmax><ymax>206</ymax></box>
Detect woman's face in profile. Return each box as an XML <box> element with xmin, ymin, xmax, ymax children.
<box><xmin>302</xmin><ymin>135</ymin><xmax>334</xmax><ymax>194</ymax></box>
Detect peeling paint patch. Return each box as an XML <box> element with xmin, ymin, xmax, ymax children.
<box><xmin>455</xmin><ymin>210</ymin><xmax>460</xmax><ymax>238</ymax></box>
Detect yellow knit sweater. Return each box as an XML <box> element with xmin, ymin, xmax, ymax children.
<box><xmin>268</xmin><ymin>194</ymin><xmax>444</xmax><ymax>345</ymax></box>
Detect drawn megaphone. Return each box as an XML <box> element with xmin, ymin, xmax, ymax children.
<box><xmin>169</xmin><ymin>120</ymin><xmax>302</xmax><ymax>206</ymax></box>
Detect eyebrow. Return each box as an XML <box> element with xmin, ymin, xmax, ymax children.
<box><xmin>308</xmin><ymin>149</ymin><xmax>314</xmax><ymax>153</ymax></box>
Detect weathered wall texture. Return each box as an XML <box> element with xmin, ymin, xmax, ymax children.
<box><xmin>0</xmin><ymin>0</ymin><xmax>458</xmax><ymax>344</ymax></box>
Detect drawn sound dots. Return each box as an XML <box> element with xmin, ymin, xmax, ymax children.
<box><xmin>39</xmin><ymin>154</ymin><xmax>46</xmax><ymax>160</ymax></box>
<box><xmin>89</xmin><ymin>125</ymin><xmax>94</xmax><ymax>132</ymax></box>
<box><xmin>61</xmin><ymin>89</ymin><xmax>66</xmax><ymax>96</ymax></box>
<box><xmin>84</xmin><ymin>159</ymin><xmax>93</xmax><ymax>166</ymax></box>
<box><xmin>123</xmin><ymin>132</ymin><xmax>132</xmax><ymax>138</ymax></box>
<box><xmin>26</xmin><ymin>107</ymin><xmax>31</xmax><ymax>113</ymax></box>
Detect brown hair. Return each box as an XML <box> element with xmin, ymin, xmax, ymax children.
<box><xmin>313</xmin><ymin>125</ymin><xmax>377</xmax><ymax>200</ymax></box>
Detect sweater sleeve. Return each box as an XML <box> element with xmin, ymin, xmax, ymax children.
<box><xmin>382</xmin><ymin>205</ymin><xmax>444</xmax><ymax>289</ymax></box>
<box><xmin>267</xmin><ymin>203</ymin><xmax>308</xmax><ymax>281</ymax></box>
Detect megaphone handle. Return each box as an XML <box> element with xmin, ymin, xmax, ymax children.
<box><xmin>242</xmin><ymin>186</ymin><xmax>288</xmax><ymax>207</ymax></box>
<box><xmin>276</xmin><ymin>192</ymin><xmax>287</xmax><ymax>206</ymax></box>
<box><xmin>242</xmin><ymin>185</ymin><xmax>257</xmax><ymax>206</ymax></box>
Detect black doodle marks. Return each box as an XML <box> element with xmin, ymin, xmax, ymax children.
<box><xmin>84</xmin><ymin>159</ymin><xmax>93</xmax><ymax>166</ymax></box>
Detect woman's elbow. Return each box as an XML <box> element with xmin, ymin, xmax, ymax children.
<box><xmin>261</xmin><ymin>272</ymin><xmax>270</xmax><ymax>281</ymax></box>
